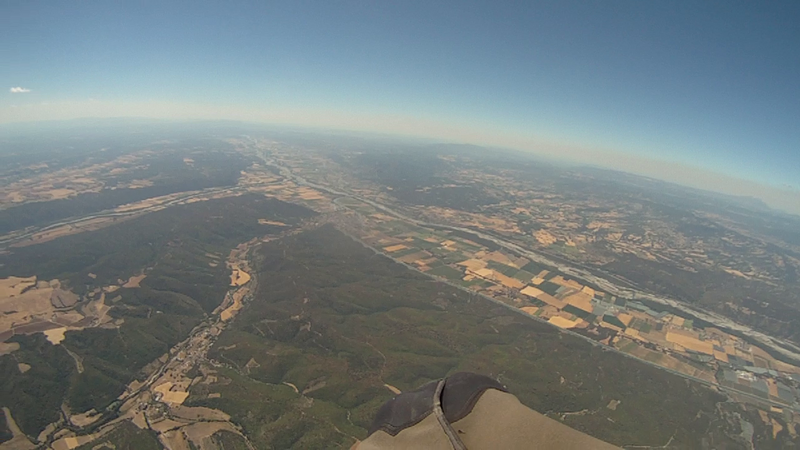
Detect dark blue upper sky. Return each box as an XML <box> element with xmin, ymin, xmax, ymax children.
<box><xmin>2</xmin><ymin>1</ymin><xmax>799</xmax><ymax>198</ymax></box>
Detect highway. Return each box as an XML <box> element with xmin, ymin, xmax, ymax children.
<box><xmin>252</xmin><ymin>145</ymin><xmax>799</xmax><ymax>412</ymax></box>
<box><xmin>252</xmin><ymin>147</ymin><xmax>800</xmax><ymax>366</ymax></box>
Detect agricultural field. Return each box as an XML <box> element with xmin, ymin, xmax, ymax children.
<box><xmin>0</xmin><ymin>193</ymin><xmax>315</xmax><ymax>439</ymax></box>
<box><xmin>190</xmin><ymin>225</ymin><xmax>759</xmax><ymax>449</ymax></box>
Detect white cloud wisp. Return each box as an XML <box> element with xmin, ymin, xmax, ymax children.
<box><xmin>10</xmin><ymin>87</ymin><xmax>31</xmax><ymax>93</ymax></box>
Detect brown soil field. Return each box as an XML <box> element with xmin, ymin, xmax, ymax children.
<box><xmin>122</xmin><ymin>274</ymin><xmax>147</xmax><ymax>288</ymax></box>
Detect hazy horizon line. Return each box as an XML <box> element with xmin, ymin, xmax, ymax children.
<box><xmin>1</xmin><ymin>101</ymin><xmax>798</xmax><ymax>216</ymax></box>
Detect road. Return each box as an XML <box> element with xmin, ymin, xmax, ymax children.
<box><xmin>251</xmin><ymin>144</ymin><xmax>799</xmax><ymax>412</ymax></box>
<box><xmin>252</xmin><ymin>146</ymin><xmax>800</xmax><ymax>366</ymax></box>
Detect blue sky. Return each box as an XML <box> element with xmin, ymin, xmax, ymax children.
<box><xmin>2</xmin><ymin>1</ymin><xmax>799</xmax><ymax>209</ymax></box>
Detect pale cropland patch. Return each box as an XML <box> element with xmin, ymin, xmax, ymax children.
<box><xmin>384</xmin><ymin>384</ymin><xmax>402</xmax><ymax>395</ymax></box>
<box><xmin>258</xmin><ymin>219</ymin><xmax>288</xmax><ymax>226</ymax></box>
<box><xmin>122</xmin><ymin>274</ymin><xmax>146</xmax><ymax>288</ymax></box>
<box><xmin>547</xmin><ymin>316</ymin><xmax>580</xmax><ymax>329</ymax></box>
<box><xmin>44</xmin><ymin>327</ymin><xmax>67</xmax><ymax>344</ymax></box>
<box><xmin>229</xmin><ymin>266</ymin><xmax>251</xmax><ymax>286</ymax></box>
<box><xmin>665</xmin><ymin>331</ymin><xmax>714</xmax><ymax>355</ymax></box>
<box><xmin>0</xmin><ymin>276</ymin><xmax>37</xmax><ymax>297</ymax></box>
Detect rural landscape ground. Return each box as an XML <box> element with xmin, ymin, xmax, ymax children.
<box><xmin>2</xmin><ymin>122</ymin><xmax>800</xmax><ymax>449</ymax></box>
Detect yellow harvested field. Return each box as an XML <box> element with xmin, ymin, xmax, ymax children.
<box><xmin>154</xmin><ymin>382</ymin><xmax>190</xmax><ymax>405</ymax></box>
<box><xmin>599</xmin><ymin>321</ymin><xmax>623</xmax><ymax>332</ymax></box>
<box><xmin>624</xmin><ymin>328</ymin><xmax>639</xmax><ymax>337</ymax></box>
<box><xmin>672</xmin><ymin>316</ymin><xmax>685</xmax><ymax>327</ymax></box>
<box><xmin>548</xmin><ymin>316</ymin><xmax>580</xmax><ymax>329</ymax></box>
<box><xmin>564</xmin><ymin>292</ymin><xmax>593</xmax><ymax>313</ymax></box>
<box><xmin>44</xmin><ymin>327</ymin><xmax>67</xmax><ymax>344</ymax></box>
<box><xmin>0</xmin><ymin>276</ymin><xmax>37</xmax><ymax>297</ymax></box>
<box><xmin>0</xmin><ymin>342</ymin><xmax>20</xmax><ymax>356</ymax></box>
<box><xmin>384</xmin><ymin>384</ymin><xmax>402</xmax><ymax>395</ymax></box>
<box><xmin>550</xmin><ymin>275</ymin><xmax>583</xmax><ymax>290</ymax></box>
<box><xmin>229</xmin><ymin>269</ymin><xmax>250</xmax><ymax>286</ymax></box>
<box><xmin>122</xmin><ymin>274</ymin><xmax>146</xmax><ymax>288</ymax></box>
<box><xmin>457</xmin><ymin>259</ymin><xmax>488</xmax><ymax>271</ymax></box>
<box><xmin>383</xmin><ymin>244</ymin><xmax>408</xmax><ymax>253</ymax></box>
<box><xmin>772</xmin><ymin>419</ymin><xmax>783</xmax><ymax>439</ymax></box>
<box><xmin>221</xmin><ymin>288</ymin><xmax>247</xmax><ymax>321</ymax></box>
<box><xmin>617</xmin><ymin>313</ymin><xmax>633</xmax><ymax>327</ymax></box>
<box><xmin>495</xmin><ymin>273</ymin><xmax>525</xmax><ymax>289</ymax></box>
<box><xmin>581</xmin><ymin>286</ymin><xmax>595</xmax><ymax>297</ymax></box>
<box><xmin>713</xmin><ymin>351</ymin><xmax>729</xmax><ymax>362</ymax></box>
<box><xmin>520</xmin><ymin>286</ymin><xmax>544</xmax><ymax>298</ymax></box>
<box><xmin>666</xmin><ymin>331</ymin><xmax>714</xmax><ymax>355</ymax></box>
<box><xmin>520</xmin><ymin>306</ymin><xmax>539</xmax><ymax>315</ymax></box>
<box><xmin>52</xmin><ymin>434</ymin><xmax>96</xmax><ymax>450</ymax></box>
<box><xmin>17</xmin><ymin>363</ymin><xmax>31</xmax><ymax>373</ymax></box>
<box><xmin>538</xmin><ymin>292</ymin><xmax>567</xmax><ymax>309</ymax></box>
<box><xmin>473</xmin><ymin>268</ymin><xmax>493</xmax><ymax>278</ymax></box>
<box><xmin>530</xmin><ymin>277</ymin><xmax>545</xmax><ymax>285</ymax></box>
<box><xmin>520</xmin><ymin>285</ymin><xmax>566</xmax><ymax>308</ymax></box>
<box><xmin>534</xmin><ymin>230</ymin><xmax>557</xmax><ymax>246</ymax></box>
<box><xmin>1</xmin><ymin>284</ymin><xmax>59</xmax><ymax>334</ymax></box>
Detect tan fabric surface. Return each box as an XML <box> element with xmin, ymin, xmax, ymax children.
<box><xmin>357</xmin><ymin>388</ymin><xmax>619</xmax><ymax>449</ymax></box>
<box><xmin>451</xmin><ymin>389</ymin><xmax>620</xmax><ymax>449</ymax></box>
<box><xmin>357</xmin><ymin>413</ymin><xmax>454</xmax><ymax>450</ymax></box>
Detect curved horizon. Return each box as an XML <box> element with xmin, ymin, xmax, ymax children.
<box><xmin>2</xmin><ymin>1</ymin><xmax>799</xmax><ymax>213</ymax></box>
